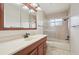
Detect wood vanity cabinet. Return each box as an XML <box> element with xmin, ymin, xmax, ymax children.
<box><xmin>29</xmin><ymin>49</ymin><xmax>38</xmax><ymax>55</ymax></box>
<box><xmin>37</xmin><ymin>43</ymin><xmax>44</xmax><ymax>55</ymax></box>
<box><xmin>14</xmin><ymin>36</ymin><xmax>47</xmax><ymax>55</ymax></box>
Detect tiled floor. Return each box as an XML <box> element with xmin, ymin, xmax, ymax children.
<box><xmin>46</xmin><ymin>38</ymin><xmax>71</xmax><ymax>55</ymax></box>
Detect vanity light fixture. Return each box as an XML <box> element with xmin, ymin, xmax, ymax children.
<box><xmin>32</xmin><ymin>3</ymin><xmax>42</xmax><ymax>11</ymax></box>
<box><xmin>22</xmin><ymin>3</ymin><xmax>42</xmax><ymax>12</ymax></box>
<box><xmin>36</xmin><ymin>7</ymin><xmax>42</xmax><ymax>11</ymax></box>
<box><xmin>28</xmin><ymin>3</ymin><xmax>41</xmax><ymax>11</ymax></box>
<box><xmin>22</xmin><ymin>6</ymin><xmax>29</xmax><ymax>10</ymax></box>
<box><xmin>31</xmin><ymin>3</ymin><xmax>38</xmax><ymax>8</ymax></box>
<box><xmin>30</xmin><ymin>9</ymin><xmax>35</xmax><ymax>13</ymax></box>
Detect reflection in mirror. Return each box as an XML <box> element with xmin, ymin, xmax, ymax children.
<box><xmin>29</xmin><ymin>9</ymin><xmax>36</xmax><ymax>28</ymax></box>
<box><xmin>20</xmin><ymin>4</ymin><xmax>30</xmax><ymax>28</ymax></box>
<box><xmin>4</xmin><ymin>3</ymin><xmax>21</xmax><ymax>28</ymax></box>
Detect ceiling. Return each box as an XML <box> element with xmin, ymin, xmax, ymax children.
<box><xmin>38</xmin><ymin>3</ymin><xmax>70</xmax><ymax>15</ymax></box>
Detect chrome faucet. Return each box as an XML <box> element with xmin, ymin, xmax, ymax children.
<box><xmin>24</xmin><ymin>32</ymin><xmax>30</xmax><ymax>38</ymax></box>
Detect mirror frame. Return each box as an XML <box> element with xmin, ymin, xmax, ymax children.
<box><xmin>0</xmin><ymin>3</ymin><xmax>37</xmax><ymax>30</ymax></box>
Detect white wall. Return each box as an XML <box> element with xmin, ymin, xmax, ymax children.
<box><xmin>0</xmin><ymin>9</ymin><xmax>44</xmax><ymax>42</ymax></box>
<box><xmin>47</xmin><ymin>11</ymin><xmax>68</xmax><ymax>19</ymax></box>
<box><xmin>68</xmin><ymin>4</ymin><xmax>79</xmax><ymax>54</ymax></box>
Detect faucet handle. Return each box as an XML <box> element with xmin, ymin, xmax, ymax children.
<box><xmin>27</xmin><ymin>33</ymin><xmax>30</xmax><ymax>35</ymax></box>
<box><xmin>26</xmin><ymin>32</ymin><xmax>30</xmax><ymax>35</ymax></box>
<box><xmin>23</xmin><ymin>32</ymin><xmax>30</xmax><ymax>38</ymax></box>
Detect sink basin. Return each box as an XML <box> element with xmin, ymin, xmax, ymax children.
<box><xmin>25</xmin><ymin>38</ymin><xmax>32</xmax><ymax>41</ymax></box>
<box><xmin>24</xmin><ymin>36</ymin><xmax>35</xmax><ymax>41</ymax></box>
<box><xmin>24</xmin><ymin>35</ymin><xmax>42</xmax><ymax>41</ymax></box>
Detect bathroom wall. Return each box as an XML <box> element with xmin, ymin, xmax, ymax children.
<box><xmin>68</xmin><ymin>3</ymin><xmax>79</xmax><ymax>54</ymax></box>
<box><xmin>47</xmin><ymin>11</ymin><xmax>68</xmax><ymax>19</ymax></box>
<box><xmin>0</xmin><ymin>10</ymin><xmax>45</xmax><ymax>42</ymax></box>
<box><xmin>43</xmin><ymin>11</ymin><xmax>69</xmax><ymax>40</ymax></box>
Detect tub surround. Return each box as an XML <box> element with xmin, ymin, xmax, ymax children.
<box><xmin>0</xmin><ymin>35</ymin><xmax>47</xmax><ymax>55</ymax></box>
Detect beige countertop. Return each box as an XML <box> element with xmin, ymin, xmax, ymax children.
<box><xmin>0</xmin><ymin>35</ymin><xmax>47</xmax><ymax>55</ymax></box>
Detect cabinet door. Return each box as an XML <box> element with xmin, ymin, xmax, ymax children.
<box><xmin>43</xmin><ymin>42</ymin><xmax>47</xmax><ymax>55</ymax></box>
<box><xmin>38</xmin><ymin>43</ymin><xmax>44</xmax><ymax>55</ymax></box>
<box><xmin>30</xmin><ymin>49</ymin><xmax>37</xmax><ymax>55</ymax></box>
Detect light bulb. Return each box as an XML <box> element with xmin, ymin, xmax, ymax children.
<box><xmin>36</xmin><ymin>7</ymin><xmax>42</xmax><ymax>10</ymax></box>
<box><xmin>32</xmin><ymin>3</ymin><xmax>38</xmax><ymax>7</ymax></box>
<box><xmin>30</xmin><ymin>9</ymin><xmax>35</xmax><ymax>13</ymax></box>
<box><xmin>23</xmin><ymin>6</ymin><xmax>29</xmax><ymax>9</ymax></box>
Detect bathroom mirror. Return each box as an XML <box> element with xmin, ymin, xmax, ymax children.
<box><xmin>20</xmin><ymin>4</ymin><xmax>30</xmax><ymax>28</ymax></box>
<box><xmin>0</xmin><ymin>3</ymin><xmax>37</xmax><ymax>30</ymax></box>
<box><xmin>4</xmin><ymin>4</ymin><xmax>21</xmax><ymax>28</ymax></box>
<box><xmin>29</xmin><ymin>10</ymin><xmax>37</xmax><ymax>28</ymax></box>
